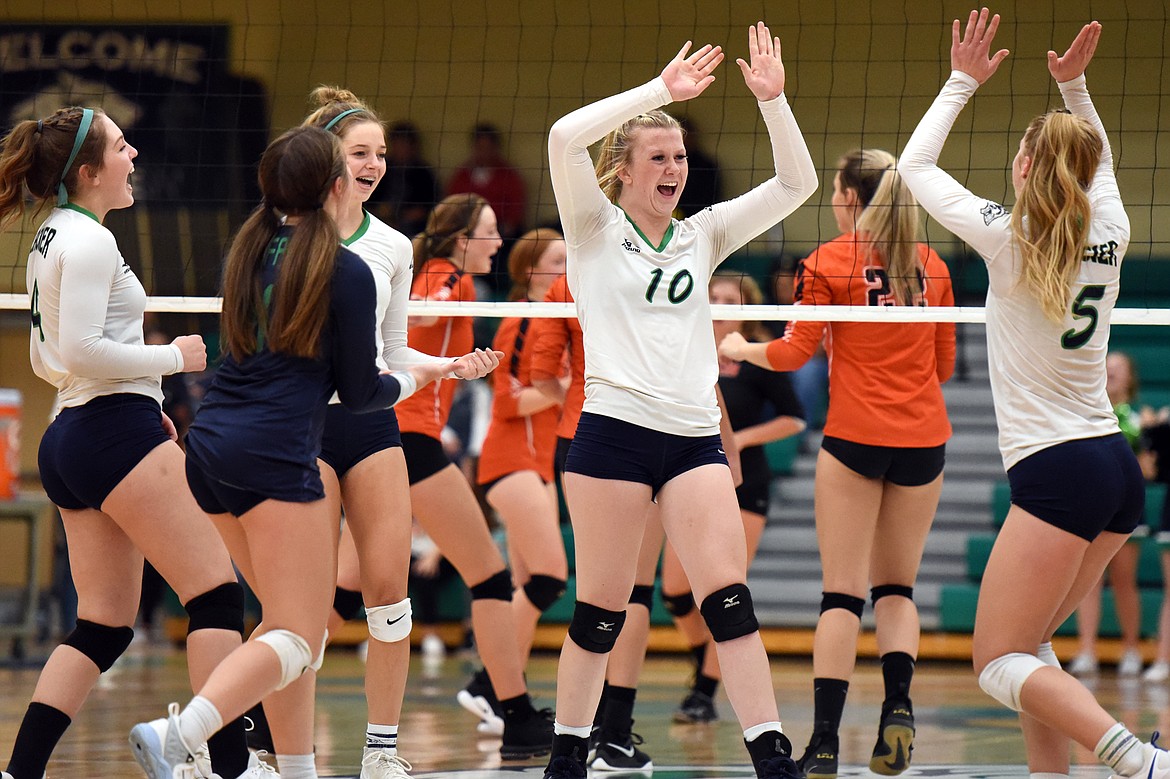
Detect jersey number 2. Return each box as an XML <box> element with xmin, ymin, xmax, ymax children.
<box><xmin>1061</xmin><ymin>284</ymin><xmax>1106</xmax><ymax>350</ymax></box>
<box><xmin>645</xmin><ymin>268</ymin><xmax>694</xmax><ymax>304</ymax></box>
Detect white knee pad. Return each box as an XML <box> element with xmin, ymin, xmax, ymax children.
<box><xmin>254</xmin><ymin>629</ymin><xmax>313</xmax><ymax>689</ymax></box>
<box><xmin>366</xmin><ymin>599</ymin><xmax>412</xmax><ymax>643</ymax></box>
<box><xmin>978</xmin><ymin>652</ymin><xmax>1047</xmax><ymax>711</ymax></box>
<box><xmin>1037</xmin><ymin>642</ymin><xmax>1061</xmax><ymax>669</ymax></box>
<box><xmin>309</xmin><ymin>630</ymin><xmax>329</xmax><ymax>672</ymax></box>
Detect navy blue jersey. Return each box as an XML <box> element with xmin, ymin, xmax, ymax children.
<box><xmin>187</xmin><ymin>226</ymin><xmax>402</xmax><ymax>502</ymax></box>
<box><xmin>718</xmin><ymin>361</ymin><xmax>804</xmax><ymax>486</ymax></box>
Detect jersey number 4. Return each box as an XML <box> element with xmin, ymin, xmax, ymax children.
<box><xmin>1061</xmin><ymin>284</ymin><xmax>1106</xmax><ymax>350</ymax></box>
<box><xmin>31</xmin><ymin>279</ymin><xmax>45</xmax><ymax>342</ymax></box>
<box><xmin>645</xmin><ymin>268</ymin><xmax>694</xmax><ymax>304</ymax></box>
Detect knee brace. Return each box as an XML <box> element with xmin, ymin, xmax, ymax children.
<box><xmin>1037</xmin><ymin>642</ymin><xmax>1061</xmax><ymax>670</ymax></box>
<box><xmin>870</xmin><ymin>584</ymin><xmax>914</xmax><ymax>606</ymax></box>
<box><xmin>254</xmin><ymin>629</ymin><xmax>313</xmax><ymax>690</ymax></box>
<box><xmin>629</xmin><ymin>584</ymin><xmax>655</xmax><ymax>610</ymax></box>
<box><xmin>366</xmin><ymin>599</ymin><xmax>412</xmax><ymax>643</ymax></box>
<box><xmin>522</xmin><ymin>575</ymin><xmax>566</xmax><ymax>612</ymax></box>
<box><xmin>63</xmin><ymin>619</ymin><xmax>134</xmax><ymax>672</ymax></box>
<box><xmin>700</xmin><ymin>583</ymin><xmax>759</xmax><ymax>643</ymax></box>
<box><xmin>184</xmin><ymin>582</ymin><xmax>246</xmax><ymax>635</ymax></box>
<box><xmin>978</xmin><ymin>652</ymin><xmax>1047</xmax><ymax>711</ymax></box>
<box><xmin>469</xmin><ymin>569</ymin><xmax>513</xmax><ymax>601</ymax></box>
<box><xmin>567</xmin><ymin>600</ymin><xmax>626</xmax><ymax>653</ymax></box>
<box><xmin>333</xmin><ymin>586</ymin><xmax>365</xmax><ymax>622</ymax></box>
<box><xmin>820</xmin><ymin>591</ymin><xmax>865</xmax><ymax>618</ymax></box>
<box><xmin>661</xmin><ymin>590</ymin><xmax>695</xmax><ymax>617</ymax></box>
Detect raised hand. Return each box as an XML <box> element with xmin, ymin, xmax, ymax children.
<box><xmin>951</xmin><ymin>7</ymin><xmax>1010</xmax><ymax>85</ymax></box>
<box><xmin>1048</xmin><ymin>21</ymin><xmax>1101</xmax><ymax>83</ymax></box>
<box><xmin>737</xmin><ymin>21</ymin><xmax>786</xmax><ymax>101</ymax></box>
<box><xmin>661</xmin><ymin>41</ymin><xmax>724</xmax><ymax>102</ymax></box>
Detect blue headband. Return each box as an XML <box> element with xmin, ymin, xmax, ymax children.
<box><xmin>324</xmin><ymin>107</ymin><xmax>365</xmax><ymax>132</ymax></box>
<box><xmin>58</xmin><ymin>108</ymin><xmax>94</xmax><ymax>206</ymax></box>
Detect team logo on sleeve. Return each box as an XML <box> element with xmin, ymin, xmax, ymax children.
<box><xmin>980</xmin><ymin>201</ymin><xmax>1008</xmax><ymax>225</ymax></box>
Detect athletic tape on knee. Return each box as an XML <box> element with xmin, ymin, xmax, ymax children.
<box><xmin>333</xmin><ymin>586</ymin><xmax>365</xmax><ymax>622</ymax></box>
<box><xmin>309</xmin><ymin>631</ymin><xmax>328</xmax><ymax>672</ymax></box>
<box><xmin>63</xmin><ymin>619</ymin><xmax>134</xmax><ymax>672</ymax></box>
<box><xmin>820</xmin><ymin>591</ymin><xmax>865</xmax><ymax>618</ymax></box>
<box><xmin>469</xmin><ymin>569</ymin><xmax>513</xmax><ymax>601</ymax></box>
<box><xmin>870</xmin><ymin>584</ymin><xmax>914</xmax><ymax>606</ymax></box>
<box><xmin>366</xmin><ymin>599</ymin><xmax>412</xmax><ymax>643</ymax></box>
<box><xmin>184</xmin><ymin>581</ymin><xmax>246</xmax><ymax>635</ymax></box>
<box><xmin>522</xmin><ymin>575</ymin><xmax>566</xmax><ymax>612</ymax></box>
<box><xmin>567</xmin><ymin>600</ymin><xmax>626</xmax><ymax>653</ymax></box>
<box><xmin>629</xmin><ymin>584</ymin><xmax>655</xmax><ymax>610</ymax></box>
<box><xmin>978</xmin><ymin>652</ymin><xmax>1047</xmax><ymax>711</ymax></box>
<box><xmin>254</xmin><ymin>629</ymin><xmax>313</xmax><ymax>689</ymax></box>
<box><xmin>1037</xmin><ymin>642</ymin><xmax>1061</xmax><ymax>669</ymax></box>
<box><xmin>700</xmin><ymin>583</ymin><xmax>760</xmax><ymax>643</ymax></box>
<box><xmin>661</xmin><ymin>590</ymin><xmax>695</xmax><ymax>617</ymax></box>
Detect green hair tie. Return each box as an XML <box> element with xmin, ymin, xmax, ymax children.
<box><xmin>58</xmin><ymin>108</ymin><xmax>94</xmax><ymax>206</ymax></box>
<box><xmin>324</xmin><ymin>107</ymin><xmax>365</xmax><ymax>132</ymax></box>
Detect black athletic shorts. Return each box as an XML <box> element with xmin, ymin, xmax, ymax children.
<box><xmin>736</xmin><ymin>475</ymin><xmax>771</xmax><ymax>516</ymax></box>
<box><xmin>319</xmin><ymin>404</ymin><xmax>402</xmax><ymax>478</ymax></box>
<box><xmin>821</xmin><ymin>435</ymin><xmax>946</xmax><ymax>487</ymax></box>
<box><xmin>400</xmin><ymin>432</ymin><xmax>454</xmax><ymax>485</ymax></box>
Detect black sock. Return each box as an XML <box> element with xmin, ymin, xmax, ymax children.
<box><xmin>7</xmin><ymin>702</ymin><xmax>71</xmax><ymax>779</ymax></box>
<box><xmin>812</xmin><ymin>677</ymin><xmax>849</xmax><ymax>737</ymax></box>
<box><xmin>208</xmin><ymin>716</ymin><xmax>249</xmax><ymax>779</ymax></box>
<box><xmin>243</xmin><ymin>702</ymin><xmax>274</xmax><ymax>753</ymax></box>
<box><xmin>690</xmin><ymin>642</ymin><xmax>707</xmax><ymax>675</ymax></box>
<box><xmin>744</xmin><ymin>730</ymin><xmax>794</xmax><ymax>773</ymax></box>
<box><xmin>550</xmin><ymin>733</ymin><xmax>589</xmax><ymax>765</ymax></box>
<box><xmin>880</xmin><ymin>652</ymin><xmax>915</xmax><ymax>705</ymax></box>
<box><xmin>593</xmin><ymin>682</ymin><xmax>611</xmax><ymax>728</ymax></box>
<box><xmin>499</xmin><ymin>693</ymin><xmax>535</xmax><ymax>722</ymax></box>
<box><xmin>599</xmin><ymin>685</ymin><xmax>636</xmax><ymax>735</ymax></box>
<box><xmin>694</xmin><ymin>672</ymin><xmax>718</xmax><ymax>698</ymax></box>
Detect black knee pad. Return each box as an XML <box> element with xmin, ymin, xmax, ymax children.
<box><xmin>661</xmin><ymin>590</ymin><xmax>695</xmax><ymax>617</ymax></box>
<box><xmin>820</xmin><ymin>591</ymin><xmax>865</xmax><ymax>618</ymax></box>
<box><xmin>63</xmin><ymin>619</ymin><xmax>134</xmax><ymax>672</ymax></box>
<box><xmin>523</xmin><ymin>574</ymin><xmax>567</xmax><ymax>612</ymax></box>
<box><xmin>333</xmin><ymin>586</ymin><xmax>365</xmax><ymax>621</ymax></box>
<box><xmin>185</xmin><ymin>581</ymin><xmax>246</xmax><ymax>635</ymax></box>
<box><xmin>700</xmin><ymin>583</ymin><xmax>759</xmax><ymax>643</ymax></box>
<box><xmin>870</xmin><ymin>584</ymin><xmax>914</xmax><ymax>606</ymax></box>
<box><xmin>629</xmin><ymin>584</ymin><xmax>655</xmax><ymax>610</ymax></box>
<box><xmin>567</xmin><ymin>600</ymin><xmax>627</xmax><ymax>653</ymax></box>
<box><xmin>469</xmin><ymin>569</ymin><xmax>513</xmax><ymax>601</ymax></box>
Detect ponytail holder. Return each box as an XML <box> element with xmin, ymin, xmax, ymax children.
<box><xmin>324</xmin><ymin>107</ymin><xmax>365</xmax><ymax>132</ymax></box>
<box><xmin>36</xmin><ymin>120</ymin><xmax>44</xmax><ymax>134</ymax></box>
<box><xmin>57</xmin><ymin>108</ymin><xmax>94</xmax><ymax>206</ymax></box>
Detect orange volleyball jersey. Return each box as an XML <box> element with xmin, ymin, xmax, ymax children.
<box><xmin>477</xmin><ymin>314</ymin><xmax>561</xmax><ymax>484</ymax></box>
<box><xmin>394</xmin><ymin>258</ymin><xmax>476</xmax><ymax>438</ymax></box>
<box><xmin>765</xmin><ymin>234</ymin><xmax>955</xmax><ymax>447</ymax></box>
<box><xmin>527</xmin><ymin>276</ymin><xmax>585</xmax><ymax>440</ymax></box>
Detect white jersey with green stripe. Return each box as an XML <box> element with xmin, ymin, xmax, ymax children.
<box><xmin>901</xmin><ymin>72</ymin><xmax>1130</xmax><ymax>469</ymax></box>
<box><xmin>26</xmin><ymin>205</ymin><xmax>181</xmax><ymax>409</ymax></box>
<box><xmin>548</xmin><ymin>77</ymin><xmax>817</xmax><ymax>436</ymax></box>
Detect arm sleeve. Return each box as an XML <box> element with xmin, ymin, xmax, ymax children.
<box><xmin>1058</xmin><ymin>75</ymin><xmax>1122</xmax><ymax>212</ymax></box>
<box><xmin>488</xmin><ymin>320</ymin><xmax>523</xmax><ymax>419</ymax></box>
<box><xmin>930</xmin><ymin>251</ymin><xmax>957</xmax><ymax>383</ymax></box>
<box><xmin>331</xmin><ymin>257</ymin><xmax>406</xmax><ymax>411</ymax></box>
<box><xmin>899</xmin><ymin>71</ymin><xmax>1013</xmax><ymax>263</ymax></box>
<box><xmin>547</xmin><ymin>78</ymin><xmax>673</xmax><ymax>247</ymax></box>
<box><xmin>690</xmin><ymin>94</ymin><xmax>819</xmax><ymax>267</ymax></box>
<box><xmin>528</xmin><ymin>316</ymin><xmax>570</xmax><ymax>382</ymax></box>
<box><xmin>764</xmin><ymin>256</ymin><xmax>829</xmax><ymax>371</ymax></box>
<box><xmin>382</xmin><ymin>238</ymin><xmax>450</xmax><ymax>370</ymax></box>
<box><xmin>57</xmin><ymin>240</ymin><xmax>183</xmax><ymax>378</ymax></box>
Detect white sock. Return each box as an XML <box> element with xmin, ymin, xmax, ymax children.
<box><xmin>276</xmin><ymin>753</ymin><xmax>317</xmax><ymax>779</ymax></box>
<box><xmin>744</xmin><ymin>721</ymin><xmax>785</xmax><ymax>742</ymax></box>
<box><xmin>365</xmin><ymin>722</ymin><xmax>398</xmax><ymax>754</ymax></box>
<box><xmin>553</xmin><ymin>721</ymin><xmax>592</xmax><ymax>738</ymax></box>
<box><xmin>1030</xmin><ymin>773</ymin><xmax>1070</xmax><ymax>779</ymax></box>
<box><xmin>178</xmin><ymin>696</ymin><xmax>223</xmax><ymax>751</ymax></box>
<box><xmin>1096</xmin><ymin>723</ymin><xmax>1143</xmax><ymax>776</ymax></box>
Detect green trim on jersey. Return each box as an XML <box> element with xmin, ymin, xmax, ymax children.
<box><xmin>342</xmin><ymin>211</ymin><xmax>371</xmax><ymax>246</ymax></box>
<box><xmin>622</xmin><ymin>211</ymin><xmax>675</xmax><ymax>253</ymax></box>
<box><xmin>60</xmin><ymin>202</ymin><xmax>100</xmax><ymax>223</ymax></box>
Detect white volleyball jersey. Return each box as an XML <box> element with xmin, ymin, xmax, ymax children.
<box><xmin>329</xmin><ymin>211</ymin><xmax>448</xmax><ymax>405</ymax></box>
<box><xmin>901</xmin><ymin>72</ymin><xmax>1129</xmax><ymax>469</ymax></box>
<box><xmin>548</xmin><ymin>77</ymin><xmax>817</xmax><ymax>436</ymax></box>
<box><xmin>26</xmin><ymin>205</ymin><xmax>182</xmax><ymax>409</ymax></box>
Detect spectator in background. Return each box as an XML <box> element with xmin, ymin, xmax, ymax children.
<box><xmin>676</xmin><ymin>117</ymin><xmax>723</xmax><ymax>216</ymax></box>
<box><xmin>447</xmin><ymin>123</ymin><xmax>527</xmax><ymax>243</ymax></box>
<box><xmin>370</xmin><ymin>120</ymin><xmax>439</xmax><ymax>238</ymax></box>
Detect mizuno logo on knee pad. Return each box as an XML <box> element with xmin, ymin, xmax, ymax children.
<box><xmin>701</xmin><ymin>583</ymin><xmax>759</xmax><ymax>643</ymax></box>
<box><xmin>569</xmin><ymin>600</ymin><xmax>626</xmax><ymax>653</ymax></box>
<box><xmin>597</xmin><ymin>621</ymin><xmax>615</xmax><ymax>631</ymax></box>
<box><xmin>723</xmin><ymin>595</ymin><xmax>740</xmax><ymax>608</ymax></box>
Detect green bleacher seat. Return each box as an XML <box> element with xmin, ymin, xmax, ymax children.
<box><xmin>966</xmin><ymin>534</ymin><xmax>996</xmax><ymax>581</ymax></box>
<box><xmin>765</xmin><ymin>436</ymin><xmax>800</xmax><ymax>476</ymax></box>
<box><xmin>939</xmin><ymin>583</ymin><xmax>980</xmax><ymax>632</ymax></box>
<box><xmin>1147</xmin><ymin>483</ymin><xmax>1167</xmax><ymax>529</ymax></box>
<box><xmin>1123</xmin><ymin>344</ymin><xmax>1170</xmax><ymax>386</ymax></box>
<box><xmin>1138</xmin><ymin>538</ymin><xmax>1163</xmax><ymax>587</ymax></box>
<box><xmin>991</xmin><ymin>481</ymin><xmax>1011</xmax><ymax>528</ymax></box>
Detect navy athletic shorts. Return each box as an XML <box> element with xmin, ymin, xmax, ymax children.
<box><xmin>184</xmin><ymin>457</ymin><xmax>268</xmax><ymax>517</ymax></box>
<box><xmin>821</xmin><ymin>436</ymin><xmax>946</xmax><ymax>487</ymax></box>
<box><xmin>564</xmin><ymin>412</ymin><xmax>728</xmax><ymax>498</ymax></box>
<box><xmin>39</xmin><ymin>393</ymin><xmax>171</xmax><ymax>511</ymax></box>
<box><xmin>400</xmin><ymin>432</ymin><xmax>454</xmax><ymax>485</ymax></box>
<box><xmin>1007</xmin><ymin>433</ymin><xmax>1144</xmax><ymax>541</ymax></box>
<box><xmin>554</xmin><ymin>435</ymin><xmax>573</xmax><ymax>477</ymax></box>
<box><xmin>319</xmin><ymin>404</ymin><xmax>402</xmax><ymax>478</ymax></box>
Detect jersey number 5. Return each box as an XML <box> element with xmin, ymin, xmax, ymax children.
<box><xmin>645</xmin><ymin>268</ymin><xmax>694</xmax><ymax>304</ymax></box>
<box><xmin>31</xmin><ymin>279</ymin><xmax>45</xmax><ymax>342</ymax></box>
<box><xmin>1061</xmin><ymin>284</ymin><xmax>1106</xmax><ymax>350</ymax></box>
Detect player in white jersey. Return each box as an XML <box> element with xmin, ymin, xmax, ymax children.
<box><xmin>543</xmin><ymin>23</ymin><xmax>817</xmax><ymax>779</ymax></box>
<box><xmin>0</xmin><ymin>108</ymin><xmax>262</xmax><ymax>779</ymax></box>
<box><xmin>899</xmin><ymin>12</ymin><xmax>1164</xmax><ymax>779</ymax></box>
